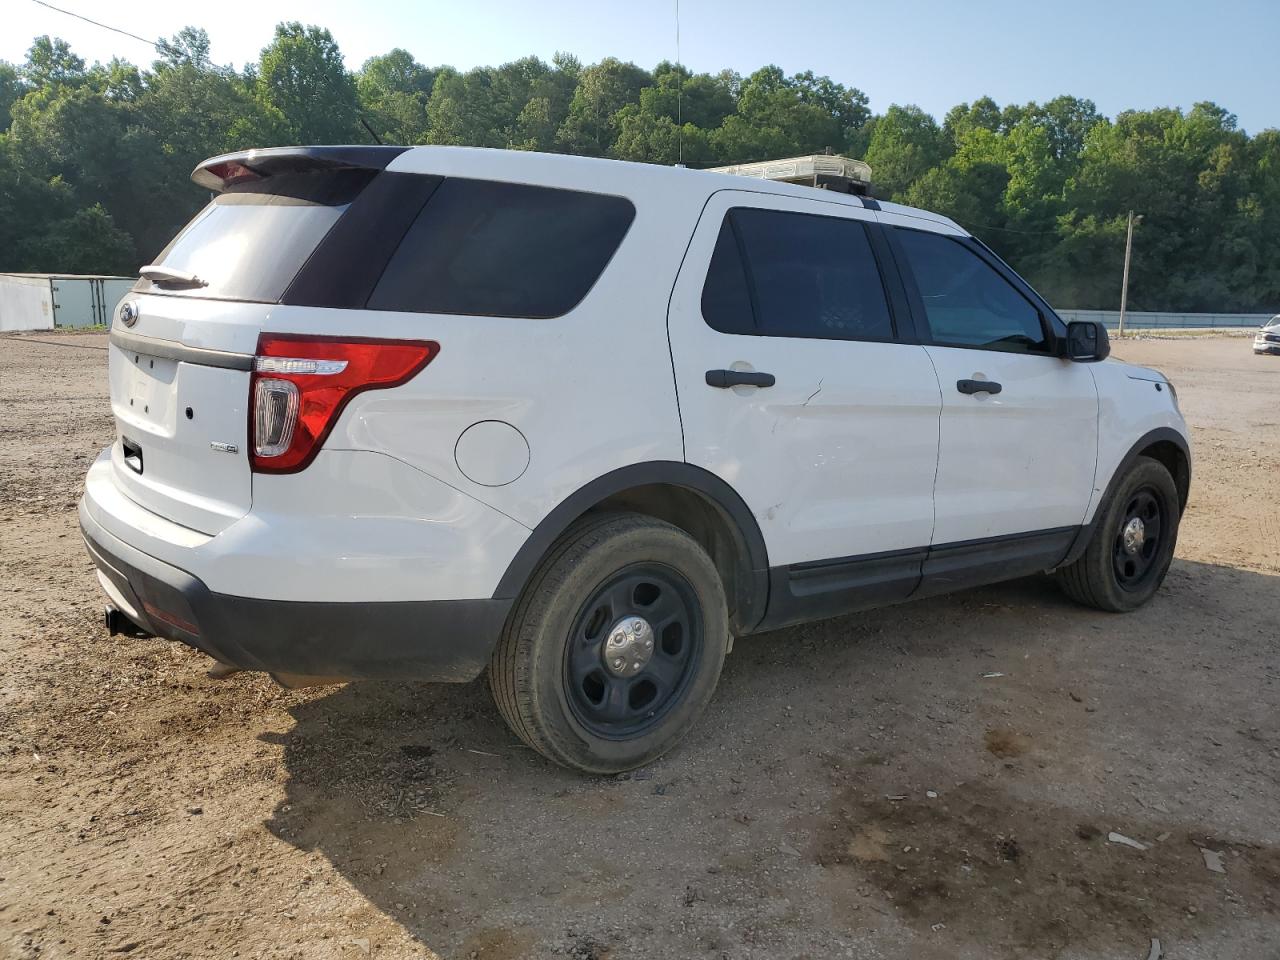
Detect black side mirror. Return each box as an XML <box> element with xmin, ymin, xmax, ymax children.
<box><xmin>1066</xmin><ymin>320</ymin><xmax>1110</xmax><ymax>362</ymax></box>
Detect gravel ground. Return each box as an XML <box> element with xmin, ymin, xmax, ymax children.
<box><xmin>1</xmin><ymin>331</ymin><xmax>1277</xmax><ymax>960</ymax></box>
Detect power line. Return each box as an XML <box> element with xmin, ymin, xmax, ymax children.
<box><xmin>29</xmin><ymin>0</ymin><xmax>164</xmax><ymax>53</ymax></box>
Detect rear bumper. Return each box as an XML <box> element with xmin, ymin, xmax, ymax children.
<box><xmin>80</xmin><ymin>501</ymin><xmax>511</xmax><ymax>681</ymax></box>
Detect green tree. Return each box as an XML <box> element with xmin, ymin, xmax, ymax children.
<box><xmin>863</xmin><ymin>104</ymin><xmax>950</xmax><ymax>198</ymax></box>
<box><xmin>357</xmin><ymin>49</ymin><xmax>433</xmax><ymax>144</ymax></box>
<box><xmin>0</xmin><ymin>62</ymin><xmax>24</xmax><ymax>130</ymax></box>
<box><xmin>556</xmin><ymin>58</ymin><xmax>650</xmax><ymax>155</ymax></box>
<box><xmin>256</xmin><ymin>23</ymin><xmax>359</xmax><ymax>143</ymax></box>
<box><xmin>22</xmin><ymin>36</ymin><xmax>85</xmax><ymax>88</ymax></box>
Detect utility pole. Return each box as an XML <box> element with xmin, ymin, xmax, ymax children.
<box><xmin>1118</xmin><ymin>211</ymin><xmax>1141</xmax><ymax>337</ymax></box>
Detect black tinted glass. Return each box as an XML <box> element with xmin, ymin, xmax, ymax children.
<box><xmin>895</xmin><ymin>229</ymin><xmax>1047</xmax><ymax>352</ymax></box>
<box><xmin>700</xmin><ymin>218</ymin><xmax>754</xmax><ymax>335</ymax></box>
<box><xmin>138</xmin><ymin>171</ymin><xmax>370</xmax><ymax>302</ymax></box>
<box><xmin>368</xmin><ymin>179</ymin><xmax>635</xmax><ymax>318</ymax></box>
<box><xmin>729</xmin><ymin>207</ymin><xmax>893</xmax><ymax>341</ymax></box>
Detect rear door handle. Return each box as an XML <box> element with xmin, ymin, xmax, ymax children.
<box><xmin>706</xmin><ymin>369</ymin><xmax>776</xmax><ymax>389</ymax></box>
<box><xmin>956</xmin><ymin>378</ymin><xmax>1002</xmax><ymax>395</ymax></box>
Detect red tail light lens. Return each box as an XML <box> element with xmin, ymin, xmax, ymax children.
<box><xmin>203</xmin><ymin>160</ymin><xmax>262</xmax><ymax>187</ymax></box>
<box><xmin>250</xmin><ymin>334</ymin><xmax>439</xmax><ymax>473</ymax></box>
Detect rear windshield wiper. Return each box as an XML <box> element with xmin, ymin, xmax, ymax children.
<box><xmin>140</xmin><ymin>265</ymin><xmax>208</xmax><ymax>288</ymax></box>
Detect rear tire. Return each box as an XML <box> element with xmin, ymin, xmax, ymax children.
<box><xmin>1056</xmin><ymin>456</ymin><xmax>1180</xmax><ymax>612</ymax></box>
<box><xmin>488</xmin><ymin>513</ymin><xmax>729</xmax><ymax>774</ymax></box>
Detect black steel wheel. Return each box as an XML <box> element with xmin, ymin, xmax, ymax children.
<box><xmin>488</xmin><ymin>513</ymin><xmax>729</xmax><ymax>774</ymax></box>
<box><xmin>1056</xmin><ymin>456</ymin><xmax>1181</xmax><ymax>612</ymax></box>
<box><xmin>564</xmin><ymin>565</ymin><xmax>702</xmax><ymax>739</ymax></box>
<box><xmin>1111</xmin><ymin>486</ymin><xmax>1165</xmax><ymax>590</ymax></box>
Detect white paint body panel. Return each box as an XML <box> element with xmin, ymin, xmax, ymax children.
<box><xmin>923</xmin><ymin>345</ymin><xmax>1100</xmax><ymax>542</ymax></box>
<box><xmin>873</xmin><ymin>206</ymin><xmax>1102</xmax><ymax>545</ymax></box>
<box><xmin>83</xmin><ymin>448</ymin><xmax>528</xmax><ymax>601</ymax></box>
<box><xmin>667</xmin><ymin>190</ymin><xmax>942</xmax><ymax>565</ymax></box>
<box><xmin>1087</xmin><ymin>360</ymin><xmax>1188</xmax><ymax>523</ymax></box>
<box><xmin>105</xmin><ymin>297</ymin><xmax>272</xmax><ymax>534</ymax></box>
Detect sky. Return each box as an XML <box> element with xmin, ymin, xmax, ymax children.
<box><xmin>5</xmin><ymin>0</ymin><xmax>1279</xmax><ymax>132</ymax></box>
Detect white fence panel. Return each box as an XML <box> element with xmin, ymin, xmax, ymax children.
<box><xmin>0</xmin><ymin>275</ymin><xmax>54</xmax><ymax>332</ymax></box>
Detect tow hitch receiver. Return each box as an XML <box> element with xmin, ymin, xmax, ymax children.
<box><xmin>104</xmin><ymin>604</ymin><xmax>149</xmax><ymax>638</ymax></box>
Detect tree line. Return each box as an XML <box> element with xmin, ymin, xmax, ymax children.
<box><xmin>2</xmin><ymin>24</ymin><xmax>1277</xmax><ymax>313</ymax></box>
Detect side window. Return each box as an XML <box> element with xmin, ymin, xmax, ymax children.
<box><xmin>368</xmin><ymin>179</ymin><xmax>635</xmax><ymax>318</ymax></box>
<box><xmin>894</xmin><ymin>228</ymin><xmax>1048</xmax><ymax>352</ymax></box>
<box><xmin>699</xmin><ymin>207</ymin><xmax>895</xmax><ymax>341</ymax></box>
<box><xmin>700</xmin><ymin>218</ymin><xmax>754</xmax><ymax>335</ymax></box>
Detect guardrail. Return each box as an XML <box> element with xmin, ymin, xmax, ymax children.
<box><xmin>1057</xmin><ymin>310</ymin><xmax>1273</xmax><ymax>331</ymax></box>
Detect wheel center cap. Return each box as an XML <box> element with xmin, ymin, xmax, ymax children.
<box><xmin>602</xmin><ymin>616</ymin><xmax>655</xmax><ymax>677</ymax></box>
<box><xmin>1122</xmin><ymin>517</ymin><xmax>1146</xmax><ymax>555</ymax></box>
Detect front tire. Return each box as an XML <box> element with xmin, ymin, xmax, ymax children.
<box><xmin>488</xmin><ymin>513</ymin><xmax>729</xmax><ymax>774</ymax></box>
<box><xmin>1056</xmin><ymin>456</ymin><xmax>1180</xmax><ymax>612</ymax></box>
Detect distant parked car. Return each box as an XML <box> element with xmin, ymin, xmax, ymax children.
<box><xmin>1254</xmin><ymin>316</ymin><xmax>1280</xmax><ymax>355</ymax></box>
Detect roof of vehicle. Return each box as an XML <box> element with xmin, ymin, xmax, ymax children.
<box><xmin>192</xmin><ymin>145</ymin><xmax>968</xmax><ymax>238</ymax></box>
<box><xmin>394</xmin><ymin>146</ymin><xmax>969</xmax><ymax>235</ymax></box>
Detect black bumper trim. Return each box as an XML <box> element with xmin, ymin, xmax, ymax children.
<box><xmin>81</xmin><ymin>517</ymin><xmax>510</xmax><ymax>682</ymax></box>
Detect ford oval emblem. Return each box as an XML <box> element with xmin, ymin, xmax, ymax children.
<box><xmin>119</xmin><ymin>301</ymin><xmax>139</xmax><ymax>327</ymax></box>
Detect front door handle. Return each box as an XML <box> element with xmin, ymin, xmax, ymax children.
<box><xmin>706</xmin><ymin>369</ymin><xmax>776</xmax><ymax>389</ymax></box>
<box><xmin>956</xmin><ymin>378</ymin><xmax>1002</xmax><ymax>395</ymax></box>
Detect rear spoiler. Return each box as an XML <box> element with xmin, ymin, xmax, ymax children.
<box><xmin>191</xmin><ymin>145</ymin><xmax>409</xmax><ymax>192</ymax></box>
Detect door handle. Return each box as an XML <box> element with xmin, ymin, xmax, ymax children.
<box><xmin>706</xmin><ymin>369</ymin><xmax>776</xmax><ymax>389</ymax></box>
<box><xmin>956</xmin><ymin>378</ymin><xmax>1002</xmax><ymax>396</ymax></box>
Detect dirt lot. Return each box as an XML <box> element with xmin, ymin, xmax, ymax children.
<box><xmin>1</xmin><ymin>332</ymin><xmax>1277</xmax><ymax>960</ymax></box>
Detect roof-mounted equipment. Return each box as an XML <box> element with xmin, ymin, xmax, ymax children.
<box><xmin>706</xmin><ymin>153</ymin><xmax>873</xmax><ymax>196</ymax></box>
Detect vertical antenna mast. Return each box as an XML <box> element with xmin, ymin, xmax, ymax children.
<box><xmin>675</xmin><ymin>0</ymin><xmax>684</xmax><ymax>166</ymax></box>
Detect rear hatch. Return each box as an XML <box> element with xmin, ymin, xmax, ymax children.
<box><xmin>106</xmin><ymin>148</ymin><xmax>404</xmax><ymax>534</ymax></box>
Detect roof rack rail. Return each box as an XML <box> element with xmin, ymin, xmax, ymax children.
<box><xmin>706</xmin><ymin>153</ymin><xmax>873</xmax><ymax>196</ymax></box>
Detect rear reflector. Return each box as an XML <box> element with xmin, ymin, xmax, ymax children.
<box><xmin>142</xmin><ymin>600</ymin><xmax>200</xmax><ymax>636</ymax></box>
<box><xmin>250</xmin><ymin>335</ymin><xmax>439</xmax><ymax>473</ymax></box>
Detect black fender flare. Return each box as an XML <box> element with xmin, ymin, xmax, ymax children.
<box><xmin>1058</xmin><ymin>426</ymin><xmax>1191</xmax><ymax>568</ymax></box>
<box><xmin>492</xmin><ymin>461</ymin><xmax>770</xmax><ymax>632</ymax></box>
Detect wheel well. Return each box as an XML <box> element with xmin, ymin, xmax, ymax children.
<box><xmin>1139</xmin><ymin>440</ymin><xmax>1190</xmax><ymax>512</ymax></box>
<box><xmin>588</xmin><ymin>484</ymin><xmax>761</xmax><ymax>634</ymax></box>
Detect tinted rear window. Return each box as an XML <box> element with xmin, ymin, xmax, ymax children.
<box><xmin>701</xmin><ymin>207</ymin><xmax>894</xmax><ymax>341</ymax></box>
<box><xmin>700</xmin><ymin>218</ymin><xmax>754</xmax><ymax>335</ymax></box>
<box><xmin>138</xmin><ymin>171</ymin><xmax>370</xmax><ymax>303</ymax></box>
<box><xmin>367</xmin><ymin>179</ymin><xmax>635</xmax><ymax>318</ymax></box>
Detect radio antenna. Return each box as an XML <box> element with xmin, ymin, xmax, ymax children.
<box><xmin>675</xmin><ymin>0</ymin><xmax>684</xmax><ymax>166</ymax></box>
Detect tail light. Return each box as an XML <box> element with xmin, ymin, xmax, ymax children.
<box><xmin>250</xmin><ymin>334</ymin><xmax>439</xmax><ymax>473</ymax></box>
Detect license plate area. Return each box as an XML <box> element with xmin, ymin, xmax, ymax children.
<box><xmin>121</xmin><ymin>351</ymin><xmax>179</xmax><ymax>428</ymax></box>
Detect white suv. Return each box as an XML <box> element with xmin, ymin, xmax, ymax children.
<box><xmin>80</xmin><ymin>146</ymin><xmax>1191</xmax><ymax>773</ymax></box>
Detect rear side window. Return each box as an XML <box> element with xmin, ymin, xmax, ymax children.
<box><xmin>138</xmin><ymin>171</ymin><xmax>370</xmax><ymax>303</ymax></box>
<box><xmin>368</xmin><ymin>179</ymin><xmax>635</xmax><ymax>318</ymax></box>
<box><xmin>893</xmin><ymin>228</ymin><xmax>1048</xmax><ymax>352</ymax></box>
<box><xmin>701</xmin><ymin>219</ymin><xmax>754</xmax><ymax>335</ymax></box>
<box><xmin>700</xmin><ymin>207</ymin><xmax>894</xmax><ymax>341</ymax></box>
